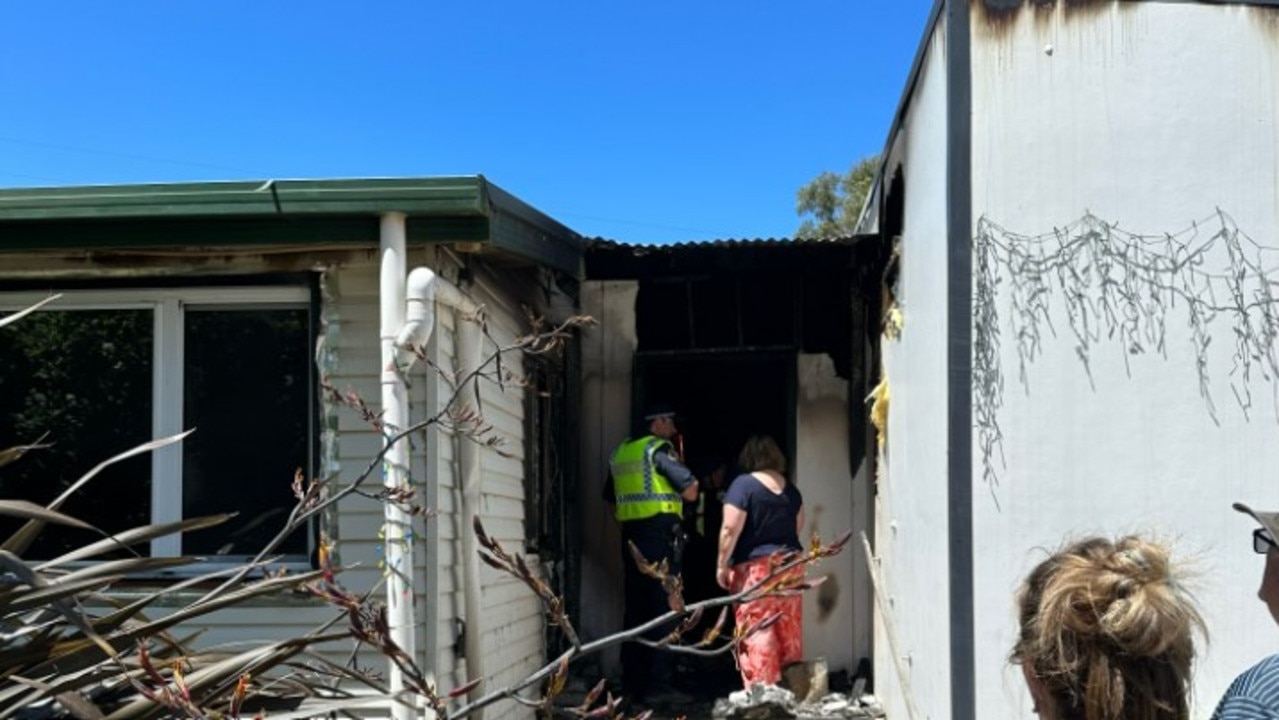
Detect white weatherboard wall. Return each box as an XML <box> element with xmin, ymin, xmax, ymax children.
<box><xmin>329</xmin><ymin>254</ymin><xmax>432</xmax><ymax>683</ymax></box>
<box><xmin>876</xmin><ymin>20</ymin><xmax>951</xmax><ymax>720</ymax></box>
<box><xmin>140</xmin><ymin>252</ymin><xmax>546</xmax><ymax>715</ymax></box>
<box><xmin>0</xmin><ymin>250</ymin><xmax>400</xmax><ymax>677</ymax></box>
<box><xmin>0</xmin><ymin>246</ymin><xmax>549</xmax><ymax>717</ymax></box>
<box><xmin>969</xmin><ymin>3</ymin><xmax>1279</xmax><ymax>718</ymax></box>
<box><xmin>423</xmin><ymin>258</ymin><xmax>546</xmax><ymax>720</ymax></box>
<box><xmin>0</xmin><ymin>249</ymin><xmax>420</xmax><ymax>690</ymax></box>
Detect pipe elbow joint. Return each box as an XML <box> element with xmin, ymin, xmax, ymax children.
<box><xmin>397</xmin><ymin>268</ymin><xmax>440</xmax><ymax>366</ymax></box>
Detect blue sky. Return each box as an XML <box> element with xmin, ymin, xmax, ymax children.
<box><xmin>1</xmin><ymin>2</ymin><xmax>933</xmax><ymax>244</ymax></box>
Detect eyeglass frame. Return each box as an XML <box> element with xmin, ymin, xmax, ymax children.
<box><xmin>1254</xmin><ymin>528</ymin><xmax>1279</xmax><ymax>555</ymax></box>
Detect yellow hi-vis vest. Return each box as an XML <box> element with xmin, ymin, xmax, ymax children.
<box><xmin>609</xmin><ymin>435</ymin><xmax>683</xmax><ymax>522</ymax></box>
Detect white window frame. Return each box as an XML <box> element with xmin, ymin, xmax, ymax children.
<box><xmin>0</xmin><ymin>286</ymin><xmax>314</xmax><ymax>567</ymax></box>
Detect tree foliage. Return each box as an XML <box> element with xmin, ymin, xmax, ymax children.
<box><xmin>795</xmin><ymin>155</ymin><xmax>879</xmax><ymax>238</ymax></box>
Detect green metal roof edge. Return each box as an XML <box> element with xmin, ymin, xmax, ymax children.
<box><xmin>483</xmin><ymin>180</ymin><xmax>584</xmax><ymax>279</ymax></box>
<box><xmin>0</xmin><ymin>176</ymin><xmax>585</xmax><ymax>278</ymax></box>
<box><xmin>0</xmin><ymin>176</ymin><xmax>489</xmax><ymax>220</ymax></box>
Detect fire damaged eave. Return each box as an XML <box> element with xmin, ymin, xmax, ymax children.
<box><xmin>0</xmin><ymin>176</ymin><xmax>585</xmax><ymax>279</ymax></box>
<box><xmin>856</xmin><ymin>0</ymin><xmax>1279</xmax><ymax>235</ymax></box>
<box><xmin>977</xmin><ymin>0</ymin><xmax>1279</xmax><ymax>14</ymax></box>
<box><xmin>975</xmin><ymin>0</ymin><xmax>1279</xmax><ymax>35</ymax></box>
<box><xmin>584</xmin><ymin>237</ymin><xmax>876</xmax><ymax>281</ymax></box>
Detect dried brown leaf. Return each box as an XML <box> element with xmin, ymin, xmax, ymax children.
<box><xmin>447</xmin><ymin>677</ymin><xmax>482</xmax><ymax>699</ymax></box>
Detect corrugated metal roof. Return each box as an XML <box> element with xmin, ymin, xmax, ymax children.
<box><xmin>584</xmin><ymin>235</ymin><xmax>868</xmax><ymax>251</ymax></box>
<box><xmin>584</xmin><ymin>233</ymin><xmax>879</xmax><ymax>281</ymax></box>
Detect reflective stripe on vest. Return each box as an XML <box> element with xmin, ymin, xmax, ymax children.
<box><xmin>609</xmin><ymin>435</ymin><xmax>683</xmax><ymax>521</ymax></box>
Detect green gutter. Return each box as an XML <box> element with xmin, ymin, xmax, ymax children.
<box><xmin>485</xmin><ymin>182</ymin><xmax>583</xmax><ymax>280</ymax></box>
<box><xmin>0</xmin><ymin>176</ymin><xmax>583</xmax><ymax>278</ymax></box>
<box><xmin>0</xmin><ymin>177</ymin><xmax>487</xmax><ymax>220</ymax></box>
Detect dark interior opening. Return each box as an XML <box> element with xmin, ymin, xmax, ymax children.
<box><xmin>634</xmin><ymin>269</ymin><xmax>852</xmax><ymax>380</ymax></box>
<box><xmin>882</xmin><ymin>166</ymin><xmax>905</xmax><ymax>244</ymax></box>
<box><xmin>632</xmin><ymin>350</ymin><xmax>795</xmax><ymax>695</ymax></box>
<box><xmin>583</xmin><ymin>240</ymin><xmax>890</xmax><ymax>699</ymax></box>
<box><xmin>635</xmin><ymin>351</ymin><xmax>794</xmax><ymax>477</ymax></box>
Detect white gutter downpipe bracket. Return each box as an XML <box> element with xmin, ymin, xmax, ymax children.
<box><xmin>399</xmin><ymin>266</ymin><xmax>485</xmax><ymax>719</ymax></box>
<box><xmin>379</xmin><ymin>213</ymin><xmax>418</xmax><ymax>720</ymax></box>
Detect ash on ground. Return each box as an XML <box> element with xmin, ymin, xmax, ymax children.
<box><xmin>712</xmin><ymin>660</ymin><xmax>882</xmax><ymax>720</ymax></box>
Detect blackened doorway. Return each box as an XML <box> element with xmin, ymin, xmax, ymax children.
<box><xmin>634</xmin><ymin>350</ymin><xmax>795</xmax><ymax>479</ymax></box>
<box><xmin>632</xmin><ymin>349</ymin><xmax>796</xmax><ymax>697</ymax></box>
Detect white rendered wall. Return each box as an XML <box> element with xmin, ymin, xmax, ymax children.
<box><xmin>577</xmin><ymin>281</ymin><xmax>640</xmax><ymax>678</ymax></box>
<box><xmin>875</xmin><ymin>21</ymin><xmax>952</xmax><ymax>720</ymax></box>
<box><xmin>969</xmin><ymin>3</ymin><xmax>1279</xmax><ymax>718</ymax></box>
<box><xmin>794</xmin><ymin>353</ymin><xmax>868</xmax><ymax>675</ymax></box>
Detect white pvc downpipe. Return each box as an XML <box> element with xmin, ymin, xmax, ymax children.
<box><xmin>379</xmin><ymin>213</ymin><xmax>417</xmax><ymax>720</ymax></box>
<box><xmin>399</xmin><ymin>266</ymin><xmax>485</xmax><ymax>719</ymax></box>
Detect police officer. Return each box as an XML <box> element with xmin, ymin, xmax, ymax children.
<box><xmin>603</xmin><ymin>403</ymin><xmax>699</xmax><ymax>703</ymax></box>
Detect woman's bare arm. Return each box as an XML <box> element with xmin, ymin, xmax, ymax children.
<box><xmin>718</xmin><ymin>505</ymin><xmax>745</xmax><ymax>568</ymax></box>
<box><xmin>717</xmin><ymin>505</ymin><xmax>746</xmax><ymax>589</ymax></box>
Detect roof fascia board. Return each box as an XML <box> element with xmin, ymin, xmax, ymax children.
<box><xmin>855</xmin><ymin>0</ymin><xmax>945</xmax><ymax>233</ymax></box>
<box><xmin>488</xmin><ymin>209</ymin><xmax>582</xmax><ymax>279</ymax></box>
<box><xmin>484</xmin><ymin>179</ymin><xmax>584</xmax><ymax>279</ymax></box>
<box><xmin>0</xmin><ymin>176</ymin><xmax>584</xmax><ymax>276</ymax></box>
<box><xmin>0</xmin><ymin>215</ymin><xmax>493</xmax><ymax>251</ymax></box>
<box><xmin>483</xmin><ymin>180</ymin><xmax>580</xmax><ymax>242</ymax></box>
<box><xmin>885</xmin><ymin>0</ymin><xmax>945</xmax><ymax>160</ymax></box>
<box><xmin>0</xmin><ymin>182</ymin><xmax>278</xmax><ymax>221</ymax></box>
<box><xmin>0</xmin><ymin>177</ymin><xmax>488</xmax><ymax>222</ymax></box>
<box><xmin>275</xmin><ymin>177</ymin><xmax>487</xmax><ymax>215</ymax></box>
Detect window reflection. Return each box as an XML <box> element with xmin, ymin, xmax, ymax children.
<box><xmin>0</xmin><ymin>310</ymin><xmax>153</xmax><ymax>558</ymax></box>
<box><xmin>182</xmin><ymin>307</ymin><xmax>311</xmax><ymax>557</ymax></box>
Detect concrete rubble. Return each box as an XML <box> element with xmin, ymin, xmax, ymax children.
<box><xmin>711</xmin><ymin>683</ymin><xmax>885</xmax><ymax>720</ymax></box>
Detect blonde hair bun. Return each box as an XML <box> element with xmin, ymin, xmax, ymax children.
<box><xmin>1013</xmin><ymin>536</ymin><xmax>1205</xmax><ymax>720</ymax></box>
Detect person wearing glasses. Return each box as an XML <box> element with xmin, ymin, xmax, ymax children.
<box><xmin>1011</xmin><ymin>535</ymin><xmax>1205</xmax><ymax>720</ymax></box>
<box><xmin>1210</xmin><ymin>503</ymin><xmax>1279</xmax><ymax>718</ymax></box>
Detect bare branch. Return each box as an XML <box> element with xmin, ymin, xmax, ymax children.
<box><xmin>447</xmin><ymin>530</ymin><xmax>850</xmax><ymax>720</ymax></box>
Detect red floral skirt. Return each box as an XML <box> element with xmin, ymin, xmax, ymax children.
<box><xmin>729</xmin><ymin>554</ymin><xmax>804</xmax><ymax>687</ymax></box>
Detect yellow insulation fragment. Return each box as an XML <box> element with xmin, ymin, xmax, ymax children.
<box><xmin>867</xmin><ymin>371</ymin><xmax>890</xmax><ymax>449</ymax></box>
<box><xmin>883</xmin><ymin>303</ymin><xmax>904</xmax><ymax>340</ymax></box>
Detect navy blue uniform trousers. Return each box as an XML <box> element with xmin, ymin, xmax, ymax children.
<box><xmin>619</xmin><ymin>513</ymin><xmax>682</xmax><ymax>697</ymax></box>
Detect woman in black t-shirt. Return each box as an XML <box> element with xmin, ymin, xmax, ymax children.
<box><xmin>716</xmin><ymin>434</ymin><xmax>804</xmax><ymax>688</ymax></box>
